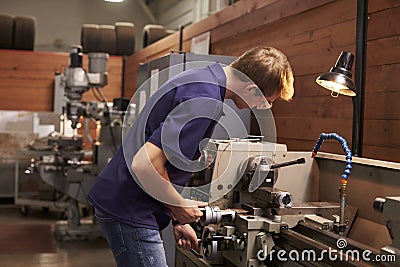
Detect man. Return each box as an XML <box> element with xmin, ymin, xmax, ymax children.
<box><xmin>88</xmin><ymin>46</ymin><xmax>294</xmax><ymax>266</ymax></box>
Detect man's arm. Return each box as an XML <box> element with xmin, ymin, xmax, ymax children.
<box><xmin>173</xmin><ymin>224</ymin><xmax>200</xmax><ymax>251</ymax></box>
<box><xmin>131</xmin><ymin>141</ymin><xmax>204</xmax><ymax>224</ymax></box>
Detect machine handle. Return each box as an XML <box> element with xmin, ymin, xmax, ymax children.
<box><xmin>270</xmin><ymin>158</ymin><xmax>306</xmax><ymax>169</ymax></box>
<box><xmin>190</xmin><ymin>248</ymin><xmax>203</xmax><ymax>258</ymax></box>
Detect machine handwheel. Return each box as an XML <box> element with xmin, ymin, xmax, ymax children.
<box><xmin>201</xmin><ymin>226</ymin><xmax>218</xmax><ymax>261</ymax></box>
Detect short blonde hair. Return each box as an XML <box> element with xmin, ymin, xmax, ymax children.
<box><xmin>230</xmin><ymin>46</ymin><xmax>294</xmax><ymax>101</ymax></box>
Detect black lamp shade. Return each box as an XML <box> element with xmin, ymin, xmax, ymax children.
<box><xmin>316</xmin><ymin>51</ymin><xmax>357</xmax><ymax>96</ymax></box>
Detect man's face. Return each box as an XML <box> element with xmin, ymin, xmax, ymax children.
<box><xmin>234</xmin><ymin>85</ymin><xmax>279</xmax><ymax>110</ymax></box>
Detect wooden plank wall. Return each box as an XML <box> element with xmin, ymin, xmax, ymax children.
<box><xmin>363</xmin><ymin>1</ymin><xmax>400</xmax><ymax>161</ymax></box>
<box><xmin>0</xmin><ymin>49</ymin><xmax>123</xmax><ymax>111</ymax></box>
<box><xmin>124</xmin><ymin>0</ymin><xmax>400</xmax><ymax>163</ymax></box>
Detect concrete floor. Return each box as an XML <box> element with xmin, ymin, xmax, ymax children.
<box><xmin>0</xmin><ymin>204</ymin><xmax>116</xmax><ymax>267</ymax></box>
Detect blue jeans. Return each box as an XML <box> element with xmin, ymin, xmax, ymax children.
<box><xmin>95</xmin><ymin>209</ymin><xmax>168</xmax><ymax>267</ymax></box>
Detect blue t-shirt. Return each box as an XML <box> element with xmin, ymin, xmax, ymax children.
<box><xmin>88</xmin><ymin>63</ymin><xmax>226</xmax><ymax>230</ymax></box>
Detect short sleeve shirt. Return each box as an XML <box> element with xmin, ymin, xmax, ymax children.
<box><xmin>88</xmin><ymin>63</ymin><xmax>226</xmax><ymax>230</ymax></box>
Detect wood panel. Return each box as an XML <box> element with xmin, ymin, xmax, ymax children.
<box><xmin>211</xmin><ymin>15</ymin><xmax>356</xmax><ymax>60</ymax></box>
<box><xmin>366</xmin><ymin>36</ymin><xmax>400</xmax><ymax>67</ymax></box>
<box><xmin>363</xmin><ymin>145</ymin><xmax>400</xmax><ymax>162</ymax></box>
<box><xmin>274</xmin><ymin>117</ymin><xmax>352</xmax><ymax>141</ymax></box>
<box><xmin>210</xmin><ymin>0</ymin><xmax>335</xmax><ymax>45</ymax></box>
<box><xmin>364</xmin><ymin>91</ymin><xmax>400</xmax><ymax>120</ymax></box>
<box><xmin>365</xmin><ymin>63</ymin><xmax>400</xmax><ymax>93</ymax></box>
<box><xmin>123</xmin><ymin>0</ymin><xmax>337</xmax><ymax>97</ymax></box>
<box><xmin>0</xmin><ymin>50</ymin><xmax>65</xmax><ymax>111</ymax></box>
<box><xmin>368</xmin><ymin>0</ymin><xmax>400</xmax><ymax>13</ymax></box>
<box><xmin>364</xmin><ymin>119</ymin><xmax>400</xmax><ymax>148</ymax></box>
<box><xmin>367</xmin><ymin>5</ymin><xmax>400</xmax><ymax>40</ymax></box>
<box><xmin>294</xmin><ymin>74</ymin><xmax>331</xmax><ymax>97</ymax></box>
<box><xmin>181</xmin><ymin>0</ymin><xmax>282</xmax><ymax>44</ymax></box>
<box><xmin>273</xmin><ymin>95</ymin><xmax>354</xmax><ymax>119</ymax></box>
<box><xmin>289</xmin><ymin>44</ymin><xmax>356</xmax><ymax>76</ymax></box>
<box><xmin>211</xmin><ymin>0</ymin><xmax>355</xmax><ymax>57</ymax></box>
<box><xmin>362</xmin><ymin>2</ymin><xmax>400</xmax><ymax>160</ymax></box>
<box><xmin>277</xmin><ymin>137</ymin><xmax>346</xmax><ymax>155</ymax></box>
<box><xmin>0</xmin><ymin>49</ymin><xmax>122</xmax><ymax>111</ymax></box>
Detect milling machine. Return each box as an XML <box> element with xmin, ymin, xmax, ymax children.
<box><xmin>29</xmin><ymin>46</ymin><xmax>129</xmax><ymax>240</ymax></box>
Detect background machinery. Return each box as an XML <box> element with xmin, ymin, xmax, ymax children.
<box><xmin>27</xmin><ymin>45</ymin><xmax>128</xmax><ymax>240</ymax></box>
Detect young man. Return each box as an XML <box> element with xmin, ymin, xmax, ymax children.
<box><xmin>88</xmin><ymin>46</ymin><xmax>294</xmax><ymax>266</ymax></box>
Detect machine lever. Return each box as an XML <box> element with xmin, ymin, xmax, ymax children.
<box><xmin>190</xmin><ymin>248</ymin><xmax>203</xmax><ymax>258</ymax></box>
<box><xmin>270</xmin><ymin>157</ymin><xmax>305</xmax><ymax>169</ymax></box>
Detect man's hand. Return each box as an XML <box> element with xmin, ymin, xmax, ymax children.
<box><xmin>173</xmin><ymin>224</ymin><xmax>200</xmax><ymax>251</ymax></box>
<box><xmin>167</xmin><ymin>199</ymin><xmax>207</xmax><ymax>225</ymax></box>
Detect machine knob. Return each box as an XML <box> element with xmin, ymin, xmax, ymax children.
<box><xmin>201</xmin><ymin>226</ymin><xmax>218</xmax><ymax>260</ymax></box>
<box><xmin>200</xmin><ymin>206</ymin><xmax>222</xmax><ymax>226</ymax></box>
<box><xmin>200</xmin><ymin>206</ymin><xmax>236</xmax><ymax>226</ymax></box>
<box><xmin>274</xmin><ymin>192</ymin><xmax>294</xmax><ymax>208</ymax></box>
